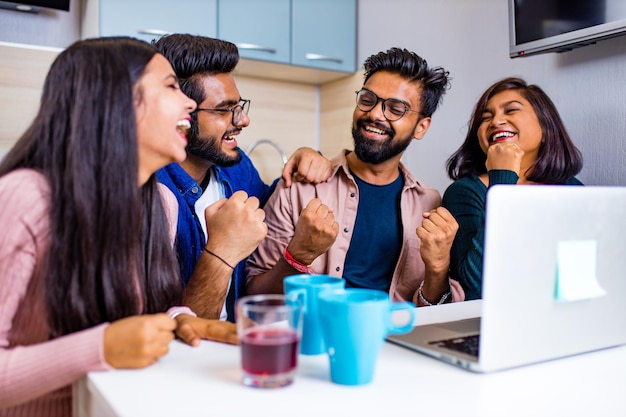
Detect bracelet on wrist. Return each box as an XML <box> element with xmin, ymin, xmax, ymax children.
<box><xmin>283</xmin><ymin>247</ymin><xmax>313</xmax><ymax>274</ymax></box>
<box><xmin>203</xmin><ymin>247</ymin><xmax>235</xmax><ymax>270</ymax></box>
<box><xmin>418</xmin><ymin>281</ymin><xmax>451</xmax><ymax>306</ymax></box>
<box><xmin>167</xmin><ymin>306</ymin><xmax>197</xmax><ymax>320</ymax></box>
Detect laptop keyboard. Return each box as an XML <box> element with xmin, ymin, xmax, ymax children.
<box><xmin>429</xmin><ymin>334</ymin><xmax>480</xmax><ymax>357</ymax></box>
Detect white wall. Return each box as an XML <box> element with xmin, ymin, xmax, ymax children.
<box><xmin>0</xmin><ymin>0</ymin><xmax>81</xmax><ymax>48</ymax></box>
<box><xmin>358</xmin><ymin>0</ymin><xmax>626</xmax><ymax>193</ymax></box>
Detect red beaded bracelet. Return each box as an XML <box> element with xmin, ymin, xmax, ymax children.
<box><xmin>283</xmin><ymin>247</ymin><xmax>313</xmax><ymax>273</ymax></box>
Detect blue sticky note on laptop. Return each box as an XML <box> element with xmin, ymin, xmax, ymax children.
<box><xmin>555</xmin><ymin>240</ymin><xmax>606</xmax><ymax>302</ymax></box>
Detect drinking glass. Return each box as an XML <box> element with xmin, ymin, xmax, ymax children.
<box><xmin>236</xmin><ymin>294</ymin><xmax>303</xmax><ymax>388</ymax></box>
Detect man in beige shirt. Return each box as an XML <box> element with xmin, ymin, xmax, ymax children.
<box><xmin>245</xmin><ymin>48</ymin><xmax>464</xmax><ymax>306</ymax></box>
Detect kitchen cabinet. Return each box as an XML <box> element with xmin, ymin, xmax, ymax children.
<box><xmin>291</xmin><ymin>0</ymin><xmax>356</xmax><ymax>73</ymax></box>
<box><xmin>99</xmin><ymin>0</ymin><xmax>217</xmax><ymax>44</ymax></box>
<box><xmin>218</xmin><ymin>0</ymin><xmax>356</xmax><ymax>73</ymax></box>
<box><xmin>96</xmin><ymin>0</ymin><xmax>356</xmax><ymax>83</ymax></box>
<box><xmin>218</xmin><ymin>0</ymin><xmax>290</xmax><ymax>65</ymax></box>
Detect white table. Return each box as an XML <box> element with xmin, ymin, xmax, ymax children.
<box><xmin>73</xmin><ymin>300</ymin><xmax>626</xmax><ymax>417</ymax></box>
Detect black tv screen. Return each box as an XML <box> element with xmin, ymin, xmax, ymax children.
<box><xmin>0</xmin><ymin>0</ymin><xmax>70</xmax><ymax>12</ymax></box>
<box><xmin>509</xmin><ymin>0</ymin><xmax>626</xmax><ymax>58</ymax></box>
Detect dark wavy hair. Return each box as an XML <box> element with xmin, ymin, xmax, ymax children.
<box><xmin>446</xmin><ymin>77</ymin><xmax>583</xmax><ymax>183</ymax></box>
<box><xmin>362</xmin><ymin>47</ymin><xmax>451</xmax><ymax>118</ymax></box>
<box><xmin>152</xmin><ymin>34</ymin><xmax>240</xmax><ymax>143</ymax></box>
<box><xmin>0</xmin><ymin>37</ymin><xmax>182</xmax><ymax>337</ymax></box>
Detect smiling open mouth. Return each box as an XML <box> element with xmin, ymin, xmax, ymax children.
<box><xmin>176</xmin><ymin>119</ymin><xmax>191</xmax><ymax>137</ymax></box>
<box><xmin>490</xmin><ymin>131</ymin><xmax>515</xmax><ymax>143</ymax></box>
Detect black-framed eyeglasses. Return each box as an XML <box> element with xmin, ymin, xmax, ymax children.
<box><xmin>355</xmin><ymin>89</ymin><xmax>420</xmax><ymax>121</ymax></box>
<box><xmin>195</xmin><ymin>99</ymin><xmax>251</xmax><ymax>124</ymax></box>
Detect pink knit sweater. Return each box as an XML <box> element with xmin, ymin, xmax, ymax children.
<box><xmin>0</xmin><ymin>169</ymin><xmax>179</xmax><ymax>416</ymax></box>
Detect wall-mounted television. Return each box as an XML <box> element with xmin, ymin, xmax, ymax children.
<box><xmin>509</xmin><ymin>0</ymin><xmax>626</xmax><ymax>58</ymax></box>
<box><xmin>0</xmin><ymin>0</ymin><xmax>70</xmax><ymax>13</ymax></box>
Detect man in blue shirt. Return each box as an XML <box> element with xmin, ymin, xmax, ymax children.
<box><xmin>154</xmin><ymin>34</ymin><xmax>331</xmax><ymax>321</ymax></box>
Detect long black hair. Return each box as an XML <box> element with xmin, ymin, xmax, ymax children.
<box><xmin>446</xmin><ymin>77</ymin><xmax>583</xmax><ymax>183</ymax></box>
<box><xmin>0</xmin><ymin>37</ymin><xmax>182</xmax><ymax>337</ymax></box>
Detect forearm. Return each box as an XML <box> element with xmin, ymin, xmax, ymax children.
<box><xmin>416</xmin><ymin>262</ymin><xmax>453</xmax><ymax>307</ymax></box>
<box><xmin>443</xmin><ymin>179</ymin><xmax>490</xmax><ymax>300</ymax></box>
<box><xmin>246</xmin><ymin>257</ymin><xmax>303</xmax><ymax>295</ymax></box>
<box><xmin>454</xmin><ymin>233</ymin><xmax>485</xmax><ymax>300</ymax></box>
<box><xmin>0</xmin><ymin>324</ymin><xmax>110</xmax><ymax>407</ymax></box>
<box><xmin>450</xmin><ymin>172</ymin><xmax>517</xmax><ymax>299</ymax></box>
<box><xmin>182</xmin><ymin>250</ymin><xmax>233</xmax><ymax>319</ymax></box>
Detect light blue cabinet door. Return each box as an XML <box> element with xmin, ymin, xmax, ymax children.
<box><xmin>217</xmin><ymin>0</ymin><xmax>290</xmax><ymax>64</ymax></box>
<box><xmin>100</xmin><ymin>0</ymin><xmax>217</xmax><ymax>44</ymax></box>
<box><xmin>291</xmin><ymin>0</ymin><xmax>356</xmax><ymax>72</ymax></box>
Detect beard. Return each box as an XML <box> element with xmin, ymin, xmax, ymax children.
<box><xmin>351</xmin><ymin>119</ymin><xmax>413</xmax><ymax>165</ymax></box>
<box><xmin>186</xmin><ymin>132</ymin><xmax>242</xmax><ymax>167</ymax></box>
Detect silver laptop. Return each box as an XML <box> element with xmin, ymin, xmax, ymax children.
<box><xmin>387</xmin><ymin>185</ymin><xmax>626</xmax><ymax>372</ymax></box>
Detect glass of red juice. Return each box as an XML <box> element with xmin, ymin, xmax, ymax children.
<box><xmin>236</xmin><ymin>294</ymin><xmax>303</xmax><ymax>388</ymax></box>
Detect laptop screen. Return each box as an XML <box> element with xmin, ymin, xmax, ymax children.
<box><xmin>479</xmin><ymin>185</ymin><xmax>626</xmax><ymax>371</ymax></box>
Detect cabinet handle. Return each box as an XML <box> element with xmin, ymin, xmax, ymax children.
<box><xmin>138</xmin><ymin>29</ymin><xmax>170</xmax><ymax>36</ymax></box>
<box><xmin>236</xmin><ymin>43</ymin><xmax>277</xmax><ymax>54</ymax></box>
<box><xmin>305</xmin><ymin>53</ymin><xmax>343</xmax><ymax>64</ymax></box>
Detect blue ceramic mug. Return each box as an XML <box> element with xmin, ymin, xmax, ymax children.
<box><xmin>283</xmin><ymin>274</ymin><xmax>345</xmax><ymax>355</ymax></box>
<box><xmin>317</xmin><ymin>288</ymin><xmax>415</xmax><ymax>385</ymax></box>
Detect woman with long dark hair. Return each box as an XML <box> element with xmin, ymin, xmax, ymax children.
<box><xmin>443</xmin><ymin>77</ymin><xmax>583</xmax><ymax>300</ymax></box>
<box><xmin>0</xmin><ymin>37</ymin><xmax>237</xmax><ymax>416</ymax></box>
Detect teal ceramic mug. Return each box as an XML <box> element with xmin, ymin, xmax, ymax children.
<box><xmin>283</xmin><ymin>274</ymin><xmax>345</xmax><ymax>355</ymax></box>
<box><xmin>318</xmin><ymin>288</ymin><xmax>415</xmax><ymax>385</ymax></box>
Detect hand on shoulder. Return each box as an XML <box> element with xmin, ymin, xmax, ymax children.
<box><xmin>282</xmin><ymin>147</ymin><xmax>332</xmax><ymax>187</ymax></box>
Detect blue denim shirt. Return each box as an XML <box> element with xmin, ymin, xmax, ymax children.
<box><xmin>156</xmin><ymin>149</ymin><xmax>276</xmax><ymax>318</ymax></box>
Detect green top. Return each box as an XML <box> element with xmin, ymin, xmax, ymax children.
<box><xmin>442</xmin><ymin>170</ymin><xmax>583</xmax><ymax>300</ymax></box>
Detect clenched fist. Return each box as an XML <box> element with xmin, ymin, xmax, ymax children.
<box><xmin>104</xmin><ymin>314</ymin><xmax>176</xmax><ymax>369</ymax></box>
<box><xmin>288</xmin><ymin>198</ymin><xmax>339</xmax><ymax>265</ymax></box>
<box><xmin>485</xmin><ymin>142</ymin><xmax>524</xmax><ymax>175</ymax></box>
<box><xmin>204</xmin><ymin>190</ymin><xmax>268</xmax><ymax>266</ymax></box>
<box><xmin>416</xmin><ymin>206</ymin><xmax>458</xmax><ymax>275</ymax></box>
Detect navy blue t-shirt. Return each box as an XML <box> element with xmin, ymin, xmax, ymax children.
<box><xmin>343</xmin><ymin>171</ymin><xmax>403</xmax><ymax>291</ymax></box>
